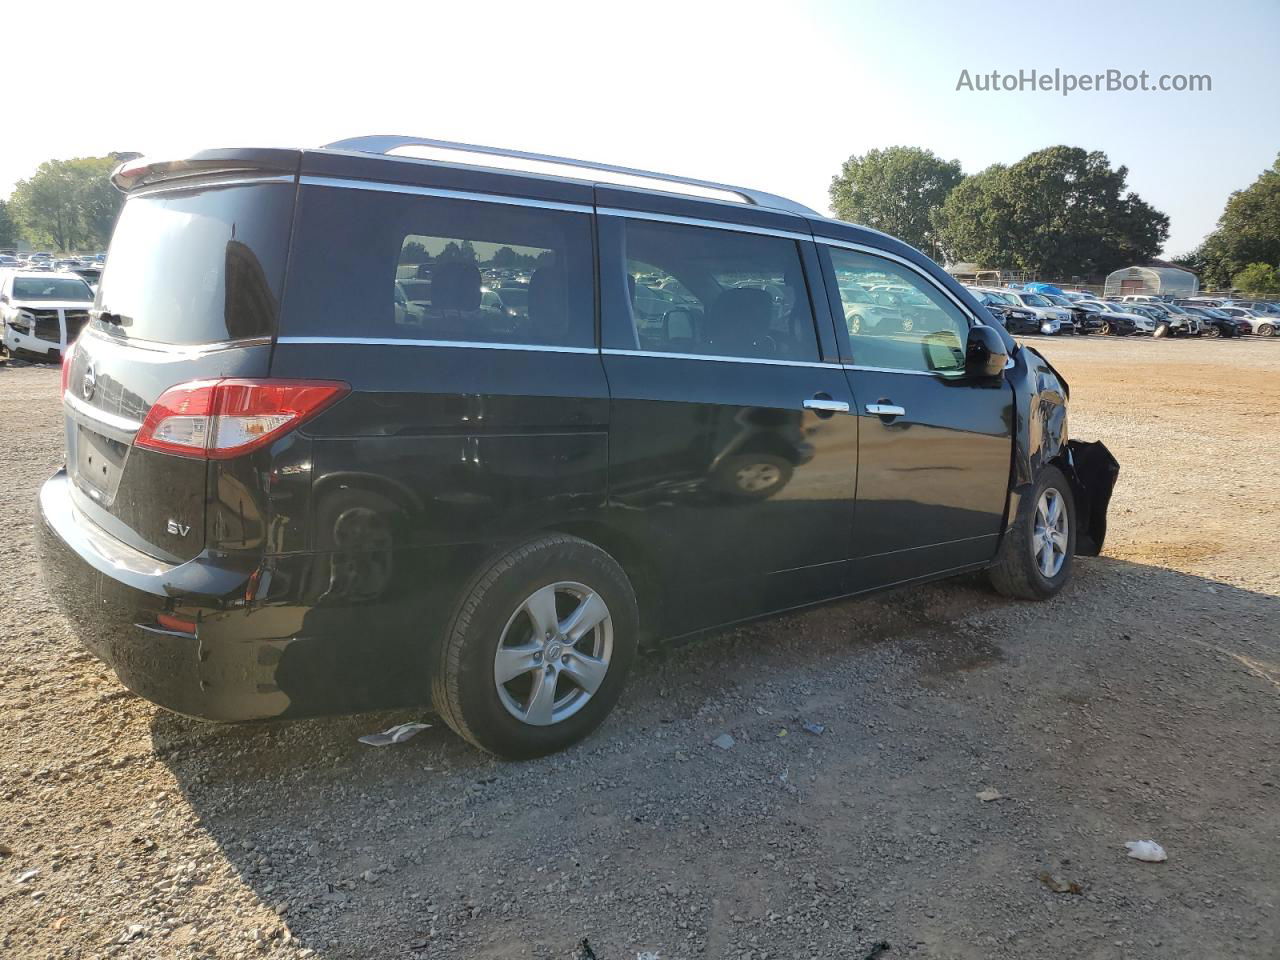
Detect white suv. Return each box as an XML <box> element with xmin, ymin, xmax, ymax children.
<box><xmin>1</xmin><ymin>271</ymin><xmax>95</xmax><ymax>359</ymax></box>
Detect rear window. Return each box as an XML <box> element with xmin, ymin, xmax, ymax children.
<box><xmin>96</xmin><ymin>182</ymin><xmax>293</xmax><ymax>345</ymax></box>
<box><xmin>13</xmin><ymin>276</ymin><xmax>92</xmax><ymax>301</ymax></box>
<box><xmin>281</xmin><ymin>185</ymin><xmax>595</xmax><ymax>347</ymax></box>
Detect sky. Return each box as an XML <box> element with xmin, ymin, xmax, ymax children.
<box><xmin>4</xmin><ymin>0</ymin><xmax>1277</xmax><ymax>258</ymax></box>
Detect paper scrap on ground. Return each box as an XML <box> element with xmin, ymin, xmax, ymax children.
<box><xmin>1125</xmin><ymin>840</ymin><xmax>1168</xmax><ymax>862</ymax></box>
<box><xmin>976</xmin><ymin>788</ymin><xmax>1002</xmax><ymax>802</ymax></box>
<box><xmin>358</xmin><ymin>722</ymin><xmax>431</xmax><ymax>747</ymax></box>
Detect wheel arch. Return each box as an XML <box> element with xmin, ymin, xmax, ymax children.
<box><xmin>528</xmin><ymin>520</ymin><xmax>665</xmax><ymax>644</ymax></box>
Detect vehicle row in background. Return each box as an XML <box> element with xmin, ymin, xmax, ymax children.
<box><xmin>961</xmin><ymin>281</ymin><xmax>1278</xmax><ymax>339</ymax></box>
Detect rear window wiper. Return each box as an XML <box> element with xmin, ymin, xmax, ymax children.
<box><xmin>89</xmin><ymin>308</ymin><xmax>126</xmax><ymax>326</ymax></box>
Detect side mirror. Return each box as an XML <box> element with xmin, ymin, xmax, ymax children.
<box><xmin>965</xmin><ymin>324</ymin><xmax>1008</xmax><ymax>379</ymax></box>
<box><xmin>0</xmin><ymin>294</ymin><xmax>8</xmax><ymax>304</ymax></box>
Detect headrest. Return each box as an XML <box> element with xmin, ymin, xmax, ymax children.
<box><xmin>705</xmin><ymin>287</ymin><xmax>773</xmax><ymax>350</ymax></box>
<box><xmin>529</xmin><ymin>268</ymin><xmax>568</xmax><ymax>340</ymax></box>
<box><xmin>431</xmin><ymin>261</ymin><xmax>481</xmax><ymax>312</ymax></box>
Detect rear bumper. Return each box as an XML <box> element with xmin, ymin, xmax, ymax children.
<box><xmin>36</xmin><ymin>470</ymin><xmax>427</xmax><ymax>721</ymax></box>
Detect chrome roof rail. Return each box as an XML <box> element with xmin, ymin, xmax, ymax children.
<box><xmin>321</xmin><ymin>135</ymin><xmax>820</xmax><ymax>218</ymax></box>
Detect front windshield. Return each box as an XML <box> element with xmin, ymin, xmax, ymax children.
<box><xmin>13</xmin><ymin>276</ymin><xmax>93</xmax><ymax>301</ymax></box>
<box><xmin>1021</xmin><ymin>293</ymin><xmax>1051</xmax><ymax>307</ymax></box>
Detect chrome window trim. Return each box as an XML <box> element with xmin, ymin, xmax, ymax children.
<box><xmin>129</xmin><ymin>175</ymin><xmax>295</xmax><ymax>198</ymax></box>
<box><xmin>276</xmin><ymin>336</ymin><xmax>598</xmax><ymax>354</ymax></box>
<box><xmin>596</xmin><ymin>207</ymin><xmax>811</xmax><ymax>243</ymax></box>
<box><xmin>842</xmin><ymin>364</ymin><xmax>934</xmax><ymax>378</ymax></box>
<box><xmin>298</xmin><ymin>175</ymin><xmax>593</xmax><ymax>214</ymax></box>
<box><xmin>64</xmin><ymin>391</ymin><xmax>143</xmax><ymax>434</ymax></box>
<box><xmin>81</xmin><ymin>328</ymin><xmax>274</xmax><ymax>356</ymax></box>
<box><xmin>602</xmin><ymin>348</ymin><xmax>839</xmax><ymax>369</ymax></box>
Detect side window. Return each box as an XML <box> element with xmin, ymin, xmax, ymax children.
<box><xmin>828</xmin><ymin>248</ymin><xmax>970</xmax><ymax>375</ymax></box>
<box><xmin>614</xmin><ymin>218</ymin><xmax>819</xmax><ymax>362</ymax></box>
<box><xmin>283</xmin><ymin>186</ymin><xmax>595</xmax><ymax>347</ymax></box>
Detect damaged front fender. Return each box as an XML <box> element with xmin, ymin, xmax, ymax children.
<box><xmin>1004</xmin><ymin>346</ymin><xmax>1119</xmax><ymax>556</ymax></box>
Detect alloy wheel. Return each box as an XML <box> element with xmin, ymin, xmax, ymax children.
<box><xmin>493</xmin><ymin>582</ymin><xmax>613</xmax><ymax>726</ymax></box>
<box><xmin>1032</xmin><ymin>488</ymin><xmax>1069</xmax><ymax>579</ymax></box>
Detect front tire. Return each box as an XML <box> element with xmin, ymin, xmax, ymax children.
<box><xmin>988</xmin><ymin>465</ymin><xmax>1076</xmax><ymax>600</ymax></box>
<box><xmin>1259</xmin><ymin>323</ymin><xmax>1276</xmax><ymax>338</ymax></box>
<box><xmin>432</xmin><ymin>535</ymin><xmax>638</xmax><ymax>759</ymax></box>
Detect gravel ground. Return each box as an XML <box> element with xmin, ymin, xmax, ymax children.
<box><xmin>1</xmin><ymin>336</ymin><xmax>1277</xmax><ymax>960</ymax></box>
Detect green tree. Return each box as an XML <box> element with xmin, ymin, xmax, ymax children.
<box><xmin>1232</xmin><ymin>262</ymin><xmax>1280</xmax><ymax>297</ymax></box>
<box><xmin>931</xmin><ymin>164</ymin><xmax>1013</xmax><ymax>268</ymax></box>
<box><xmin>1189</xmin><ymin>154</ymin><xmax>1280</xmax><ymax>288</ymax></box>
<box><xmin>829</xmin><ymin>147</ymin><xmax>963</xmax><ymax>260</ymax></box>
<box><xmin>935</xmin><ymin>146</ymin><xmax>1168</xmax><ymax>277</ymax></box>
<box><xmin>0</xmin><ymin>199</ymin><xmax>17</xmax><ymax>248</ymax></box>
<box><xmin>8</xmin><ymin>155</ymin><xmax>124</xmax><ymax>252</ymax></box>
<box><xmin>73</xmin><ymin>157</ymin><xmax>125</xmax><ymax>252</ymax></box>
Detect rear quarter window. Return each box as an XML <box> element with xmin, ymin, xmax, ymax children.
<box><xmin>96</xmin><ymin>182</ymin><xmax>293</xmax><ymax>345</ymax></box>
<box><xmin>280</xmin><ymin>185</ymin><xmax>595</xmax><ymax>348</ymax></box>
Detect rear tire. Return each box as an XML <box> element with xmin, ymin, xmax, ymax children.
<box><xmin>988</xmin><ymin>465</ymin><xmax>1076</xmax><ymax>601</ymax></box>
<box><xmin>432</xmin><ymin>535</ymin><xmax>638</xmax><ymax>759</ymax></box>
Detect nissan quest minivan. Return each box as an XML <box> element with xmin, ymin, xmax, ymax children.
<box><xmin>37</xmin><ymin>137</ymin><xmax>1118</xmax><ymax>758</ymax></box>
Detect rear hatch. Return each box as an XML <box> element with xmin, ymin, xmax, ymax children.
<box><xmin>63</xmin><ymin>166</ymin><xmax>297</xmax><ymax>562</ymax></box>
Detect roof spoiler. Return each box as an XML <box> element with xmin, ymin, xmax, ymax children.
<box><xmin>110</xmin><ymin>149</ymin><xmax>301</xmax><ymax>193</ymax></box>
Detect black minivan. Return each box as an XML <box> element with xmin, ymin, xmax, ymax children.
<box><xmin>36</xmin><ymin>137</ymin><xmax>1118</xmax><ymax>758</ymax></box>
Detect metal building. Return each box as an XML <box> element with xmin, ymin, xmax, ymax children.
<box><xmin>1103</xmin><ymin>264</ymin><xmax>1199</xmax><ymax>298</ymax></box>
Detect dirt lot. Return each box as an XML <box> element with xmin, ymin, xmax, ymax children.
<box><xmin>1</xmin><ymin>337</ymin><xmax>1277</xmax><ymax>960</ymax></box>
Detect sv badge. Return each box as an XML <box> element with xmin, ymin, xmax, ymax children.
<box><xmin>166</xmin><ymin>519</ymin><xmax>191</xmax><ymax>537</ymax></box>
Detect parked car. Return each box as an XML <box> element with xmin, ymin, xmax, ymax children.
<box><xmin>1219</xmin><ymin>307</ymin><xmax>1276</xmax><ymax>336</ymax></box>
<box><xmin>1178</xmin><ymin>305</ymin><xmax>1238</xmax><ymax>338</ymax></box>
<box><xmin>1044</xmin><ymin>294</ymin><xmax>1105</xmax><ymax>334</ymax></box>
<box><xmin>973</xmin><ymin>288</ymin><xmax>1060</xmax><ymax>334</ymax></box>
<box><xmin>1131</xmin><ymin>301</ymin><xmax>1199</xmax><ymax>336</ymax></box>
<box><xmin>1079</xmin><ymin>300</ymin><xmax>1148</xmax><ymax>335</ymax></box>
<box><xmin>35</xmin><ymin>137</ymin><xmax>1118</xmax><ymax>759</ymax></box>
<box><xmin>1224</xmin><ymin>299</ymin><xmax>1280</xmax><ymax>316</ymax></box>
<box><xmin>1</xmin><ymin>271</ymin><xmax>94</xmax><ymax>359</ymax></box>
<box><xmin>999</xmin><ymin>289</ymin><xmax>1075</xmax><ymax>334</ymax></box>
<box><xmin>965</xmin><ymin>288</ymin><xmax>1040</xmax><ymax>334</ymax></box>
<box><xmin>1176</xmin><ymin>299</ymin><xmax>1249</xmax><ymax>333</ymax></box>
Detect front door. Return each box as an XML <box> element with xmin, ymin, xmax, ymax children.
<box><xmin>819</xmin><ymin>244</ymin><xmax>1014</xmax><ymax>590</ymax></box>
<box><xmin>598</xmin><ymin>212</ymin><xmax>860</xmax><ymax>637</ymax></box>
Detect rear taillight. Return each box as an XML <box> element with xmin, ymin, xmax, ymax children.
<box><xmin>134</xmin><ymin>379</ymin><xmax>348</xmax><ymax>460</ymax></box>
<box><xmin>60</xmin><ymin>340</ymin><xmax>77</xmax><ymax>396</ymax></box>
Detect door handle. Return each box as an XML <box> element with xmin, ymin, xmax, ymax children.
<box><xmin>865</xmin><ymin>403</ymin><xmax>906</xmax><ymax>417</ymax></box>
<box><xmin>804</xmin><ymin>397</ymin><xmax>850</xmax><ymax>413</ymax></box>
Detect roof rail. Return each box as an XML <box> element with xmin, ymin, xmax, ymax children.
<box><xmin>321</xmin><ymin>135</ymin><xmax>820</xmax><ymax>218</ymax></box>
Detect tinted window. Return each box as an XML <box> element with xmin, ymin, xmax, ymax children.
<box><xmin>97</xmin><ymin>183</ymin><xmax>293</xmax><ymax>344</ymax></box>
<box><xmin>611</xmin><ymin>218</ymin><xmax>818</xmax><ymax>362</ymax></box>
<box><xmin>829</xmin><ymin>248</ymin><xmax>970</xmax><ymax>374</ymax></box>
<box><xmin>282</xmin><ymin>186</ymin><xmax>594</xmax><ymax>348</ymax></box>
<box><xmin>13</xmin><ymin>276</ymin><xmax>93</xmax><ymax>301</ymax></box>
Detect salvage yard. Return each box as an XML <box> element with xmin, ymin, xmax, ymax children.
<box><xmin>1</xmin><ymin>337</ymin><xmax>1277</xmax><ymax>960</ymax></box>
